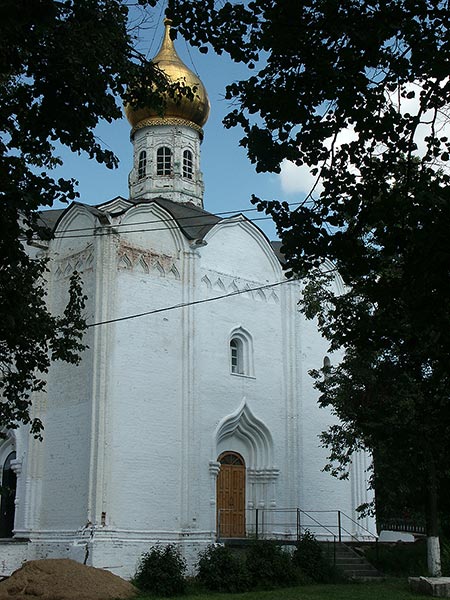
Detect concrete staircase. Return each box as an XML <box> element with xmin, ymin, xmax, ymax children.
<box><xmin>332</xmin><ymin>543</ymin><xmax>383</xmax><ymax>580</ymax></box>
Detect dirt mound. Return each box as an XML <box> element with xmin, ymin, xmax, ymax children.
<box><xmin>0</xmin><ymin>559</ymin><xmax>138</xmax><ymax>600</ymax></box>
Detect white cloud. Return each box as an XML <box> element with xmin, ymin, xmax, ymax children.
<box><xmin>279</xmin><ymin>79</ymin><xmax>450</xmax><ymax>196</ymax></box>
<box><xmin>279</xmin><ymin>160</ymin><xmax>324</xmax><ymax>196</ymax></box>
<box><xmin>388</xmin><ymin>79</ymin><xmax>450</xmax><ymax>158</ymax></box>
<box><xmin>279</xmin><ymin>125</ymin><xmax>357</xmax><ymax>197</ymax></box>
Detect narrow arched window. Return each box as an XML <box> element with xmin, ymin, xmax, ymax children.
<box><xmin>0</xmin><ymin>451</ymin><xmax>17</xmax><ymax>538</ymax></box>
<box><xmin>183</xmin><ymin>149</ymin><xmax>193</xmax><ymax>179</ymax></box>
<box><xmin>323</xmin><ymin>356</ymin><xmax>331</xmax><ymax>379</ymax></box>
<box><xmin>229</xmin><ymin>328</ymin><xmax>254</xmax><ymax>377</ymax></box>
<box><xmin>138</xmin><ymin>150</ymin><xmax>147</xmax><ymax>180</ymax></box>
<box><xmin>230</xmin><ymin>338</ymin><xmax>243</xmax><ymax>374</ymax></box>
<box><xmin>157</xmin><ymin>146</ymin><xmax>172</xmax><ymax>176</ymax></box>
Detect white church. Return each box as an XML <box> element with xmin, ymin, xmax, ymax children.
<box><xmin>0</xmin><ymin>20</ymin><xmax>375</xmax><ymax>578</ymax></box>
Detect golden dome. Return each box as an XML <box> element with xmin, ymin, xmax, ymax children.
<box><xmin>125</xmin><ymin>18</ymin><xmax>210</xmax><ymax>131</ymax></box>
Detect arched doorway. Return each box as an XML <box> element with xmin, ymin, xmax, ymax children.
<box><xmin>0</xmin><ymin>451</ymin><xmax>17</xmax><ymax>538</ymax></box>
<box><xmin>216</xmin><ymin>451</ymin><xmax>245</xmax><ymax>538</ymax></box>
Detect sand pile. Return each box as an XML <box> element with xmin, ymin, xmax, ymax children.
<box><xmin>0</xmin><ymin>559</ymin><xmax>138</xmax><ymax>600</ymax></box>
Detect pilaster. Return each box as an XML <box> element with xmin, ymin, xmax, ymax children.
<box><xmin>281</xmin><ymin>280</ymin><xmax>301</xmax><ymax>507</ymax></box>
<box><xmin>87</xmin><ymin>225</ymin><xmax>117</xmax><ymax>526</ymax></box>
<box><xmin>180</xmin><ymin>247</ymin><xmax>200</xmax><ymax>531</ymax></box>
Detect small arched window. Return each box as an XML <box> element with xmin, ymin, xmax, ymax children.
<box><xmin>183</xmin><ymin>149</ymin><xmax>193</xmax><ymax>179</ymax></box>
<box><xmin>229</xmin><ymin>327</ymin><xmax>254</xmax><ymax>377</ymax></box>
<box><xmin>157</xmin><ymin>146</ymin><xmax>172</xmax><ymax>176</ymax></box>
<box><xmin>138</xmin><ymin>150</ymin><xmax>147</xmax><ymax>180</ymax></box>
<box><xmin>230</xmin><ymin>338</ymin><xmax>243</xmax><ymax>374</ymax></box>
<box><xmin>323</xmin><ymin>356</ymin><xmax>331</xmax><ymax>379</ymax></box>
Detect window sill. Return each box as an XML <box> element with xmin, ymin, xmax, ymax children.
<box><xmin>230</xmin><ymin>372</ymin><xmax>256</xmax><ymax>380</ymax></box>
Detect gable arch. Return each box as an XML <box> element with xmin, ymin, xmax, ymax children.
<box><xmin>202</xmin><ymin>215</ymin><xmax>283</xmax><ymax>282</ymax></box>
<box><xmin>97</xmin><ymin>196</ymin><xmax>132</xmax><ymax>213</ymax></box>
<box><xmin>119</xmin><ymin>202</ymin><xmax>187</xmax><ymax>256</ymax></box>
<box><xmin>214</xmin><ymin>399</ymin><xmax>275</xmax><ymax>470</ymax></box>
<box><xmin>50</xmin><ymin>203</ymin><xmax>99</xmax><ymax>255</ymax></box>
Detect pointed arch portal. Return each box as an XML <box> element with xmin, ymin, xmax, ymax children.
<box><xmin>214</xmin><ymin>400</ymin><xmax>279</xmax><ymax>539</ymax></box>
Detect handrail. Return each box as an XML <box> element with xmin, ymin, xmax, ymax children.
<box><xmin>216</xmin><ymin>507</ymin><xmax>377</xmax><ymax>552</ymax></box>
<box><xmin>298</xmin><ymin>509</ymin><xmax>337</xmax><ymax>539</ymax></box>
<box><xmin>299</xmin><ymin>509</ymin><xmax>377</xmax><ymax>543</ymax></box>
<box><xmin>339</xmin><ymin>510</ymin><xmax>378</xmax><ymax>539</ymax></box>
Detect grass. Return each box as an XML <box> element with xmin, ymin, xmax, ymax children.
<box><xmin>137</xmin><ymin>578</ymin><xmax>431</xmax><ymax>600</ymax></box>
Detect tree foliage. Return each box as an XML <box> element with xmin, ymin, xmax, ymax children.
<box><xmin>0</xmin><ymin>0</ymin><xmax>174</xmax><ymax>436</ymax></box>
<box><xmin>168</xmin><ymin>0</ymin><xmax>450</xmax><ymax>552</ymax></box>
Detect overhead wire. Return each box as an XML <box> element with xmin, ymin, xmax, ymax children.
<box><xmin>30</xmin><ymin>200</ymin><xmax>303</xmax><ymax>241</ymax></box>
<box><xmin>86</xmin><ymin>263</ymin><xmax>339</xmax><ymax>328</ymax></box>
<box><xmin>87</xmin><ymin>279</ymin><xmax>294</xmax><ymax>328</ymax></box>
<box><xmin>146</xmin><ymin>1</ymin><xmax>166</xmax><ymax>58</ymax></box>
<box><xmin>40</xmin><ymin>201</ymin><xmax>302</xmax><ymax>235</ymax></box>
<box><xmin>46</xmin><ymin>214</ymin><xmax>283</xmax><ymax>241</ymax></box>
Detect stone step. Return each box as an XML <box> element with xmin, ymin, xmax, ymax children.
<box><xmin>331</xmin><ymin>543</ymin><xmax>383</xmax><ymax>580</ymax></box>
<box><xmin>347</xmin><ymin>571</ymin><xmax>384</xmax><ymax>579</ymax></box>
<box><xmin>337</xmin><ymin>562</ymin><xmax>379</xmax><ymax>571</ymax></box>
<box><xmin>343</xmin><ymin>568</ymin><xmax>383</xmax><ymax>579</ymax></box>
<box><xmin>335</xmin><ymin>556</ymin><xmax>373</xmax><ymax>563</ymax></box>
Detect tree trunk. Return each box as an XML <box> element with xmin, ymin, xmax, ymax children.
<box><xmin>427</xmin><ymin>460</ymin><xmax>441</xmax><ymax>577</ymax></box>
<box><xmin>427</xmin><ymin>536</ymin><xmax>441</xmax><ymax>577</ymax></box>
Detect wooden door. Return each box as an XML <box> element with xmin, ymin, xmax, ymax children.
<box><xmin>216</xmin><ymin>452</ymin><xmax>245</xmax><ymax>538</ymax></box>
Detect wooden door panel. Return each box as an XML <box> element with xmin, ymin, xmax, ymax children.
<box><xmin>217</xmin><ymin>453</ymin><xmax>246</xmax><ymax>538</ymax></box>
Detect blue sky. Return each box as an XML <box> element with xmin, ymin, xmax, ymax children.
<box><xmin>49</xmin><ymin>8</ymin><xmax>445</xmax><ymax>243</ymax></box>
<box><xmin>50</xmin><ymin>13</ymin><xmax>303</xmax><ymax>241</ymax></box>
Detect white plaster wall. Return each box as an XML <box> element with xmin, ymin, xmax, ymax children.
<box><xmin>202</xmin><ymin>219</ymin><xmax>281</xmax><ymax>283</ymax></box>
<box><xmin>194</xmin><ymin>221</ymin><xmax>290</xmax><ymax>536</ymax></box>
<box><xmin>105</xmin><ymin>208</ymin><xmax>188</xmax><ymax>533</ymax></box>
<box><xmin>37</xmin><ymin>271</ymin><xmax>95</xmax><ymax>530</ymax></box>
<box><xmin>0</xmin><ymin>542</ymin><xmax>29</xmax><ymax>577</ymax></box>
<box><xmin>297</xmin><ymin>311</ymin><xmax>349</xmax><ymax>511</ymax></box>
<box><xmin>106</xmin><ymin>270</ymin><xmax>184</xmax><ymax>531</ymax></box>
<box><xmin>295</xmin><ymin>294</ymin><xmax>376</xmax><ymax>538</ymax></box>
<box><xmin>33</xmin><ymin>206</ymin><xmax>98</xmax><ymax>531</ymax></box>
<box><xmin>5</xmin><ymin>199</ymin><xmax>376</xmax><ymax>578</ymax></box>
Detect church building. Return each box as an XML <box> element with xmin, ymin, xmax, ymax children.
<box><xmin>0</xmin><ymin>20</ymin><xmax>375</xmax><ymax>578</ymax></box>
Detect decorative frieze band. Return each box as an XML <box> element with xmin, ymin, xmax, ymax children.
<box><xmin>53</xmin><ymin>248</ymin><xmax>94</xmax><ymax>280</ymax></box>
<box><xmin>201</xmin><ymin>273</ymin><xmax>280</xmax><ymax>304</ymax></box>
<box><xmin>132</xmin><ymin>117</ymin><xmax>204</xmax><ymax>138</ymax></box>
<box><xmin>117</xmin><ymin>243</ymin><xmax>180</xmax><ymax>280</ymax></box>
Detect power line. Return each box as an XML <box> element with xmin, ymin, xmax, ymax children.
<box><xmin>184</xmin><ymin>38</ymin><xmax>199</xmax><ymax>77</ymax></box>
<box><xmin>25</xmin><ymin>200</ymin><xmax>303</xmax><ymax>242</ymax></box>
<box><xmin>87</xmin><ymin>279</ymin><xmax>294</xmax><ymax>328</ymax></box>
<box><xmin>47</xmin><ymin>213</ymin><xmax>281</xmax><ymax>241</ymax></box>
<box><xmin>146</xmin><ymin>1</ymin><xmax>166</xmax><ymax>59</ymax></box>
<box><xmin>40</xmin><ymin>201</ymin><xmax>301</xmax><ymax>235</ymax></box>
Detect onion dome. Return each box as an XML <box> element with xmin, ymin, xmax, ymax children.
<box><xmin>125</xmin><ymin>18</ymin><xmax>210</xmax><ymax>133</ymax></box>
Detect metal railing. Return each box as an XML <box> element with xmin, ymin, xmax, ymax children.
<box><xmin>378</xmin><ymin>518</ymin><xmax>426</xmax><ymax>535</ymax></box>
<box><xmin>217</xmin><ymin>507</ymin><xmax>378</xmax><ymax>546</ymax></box>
